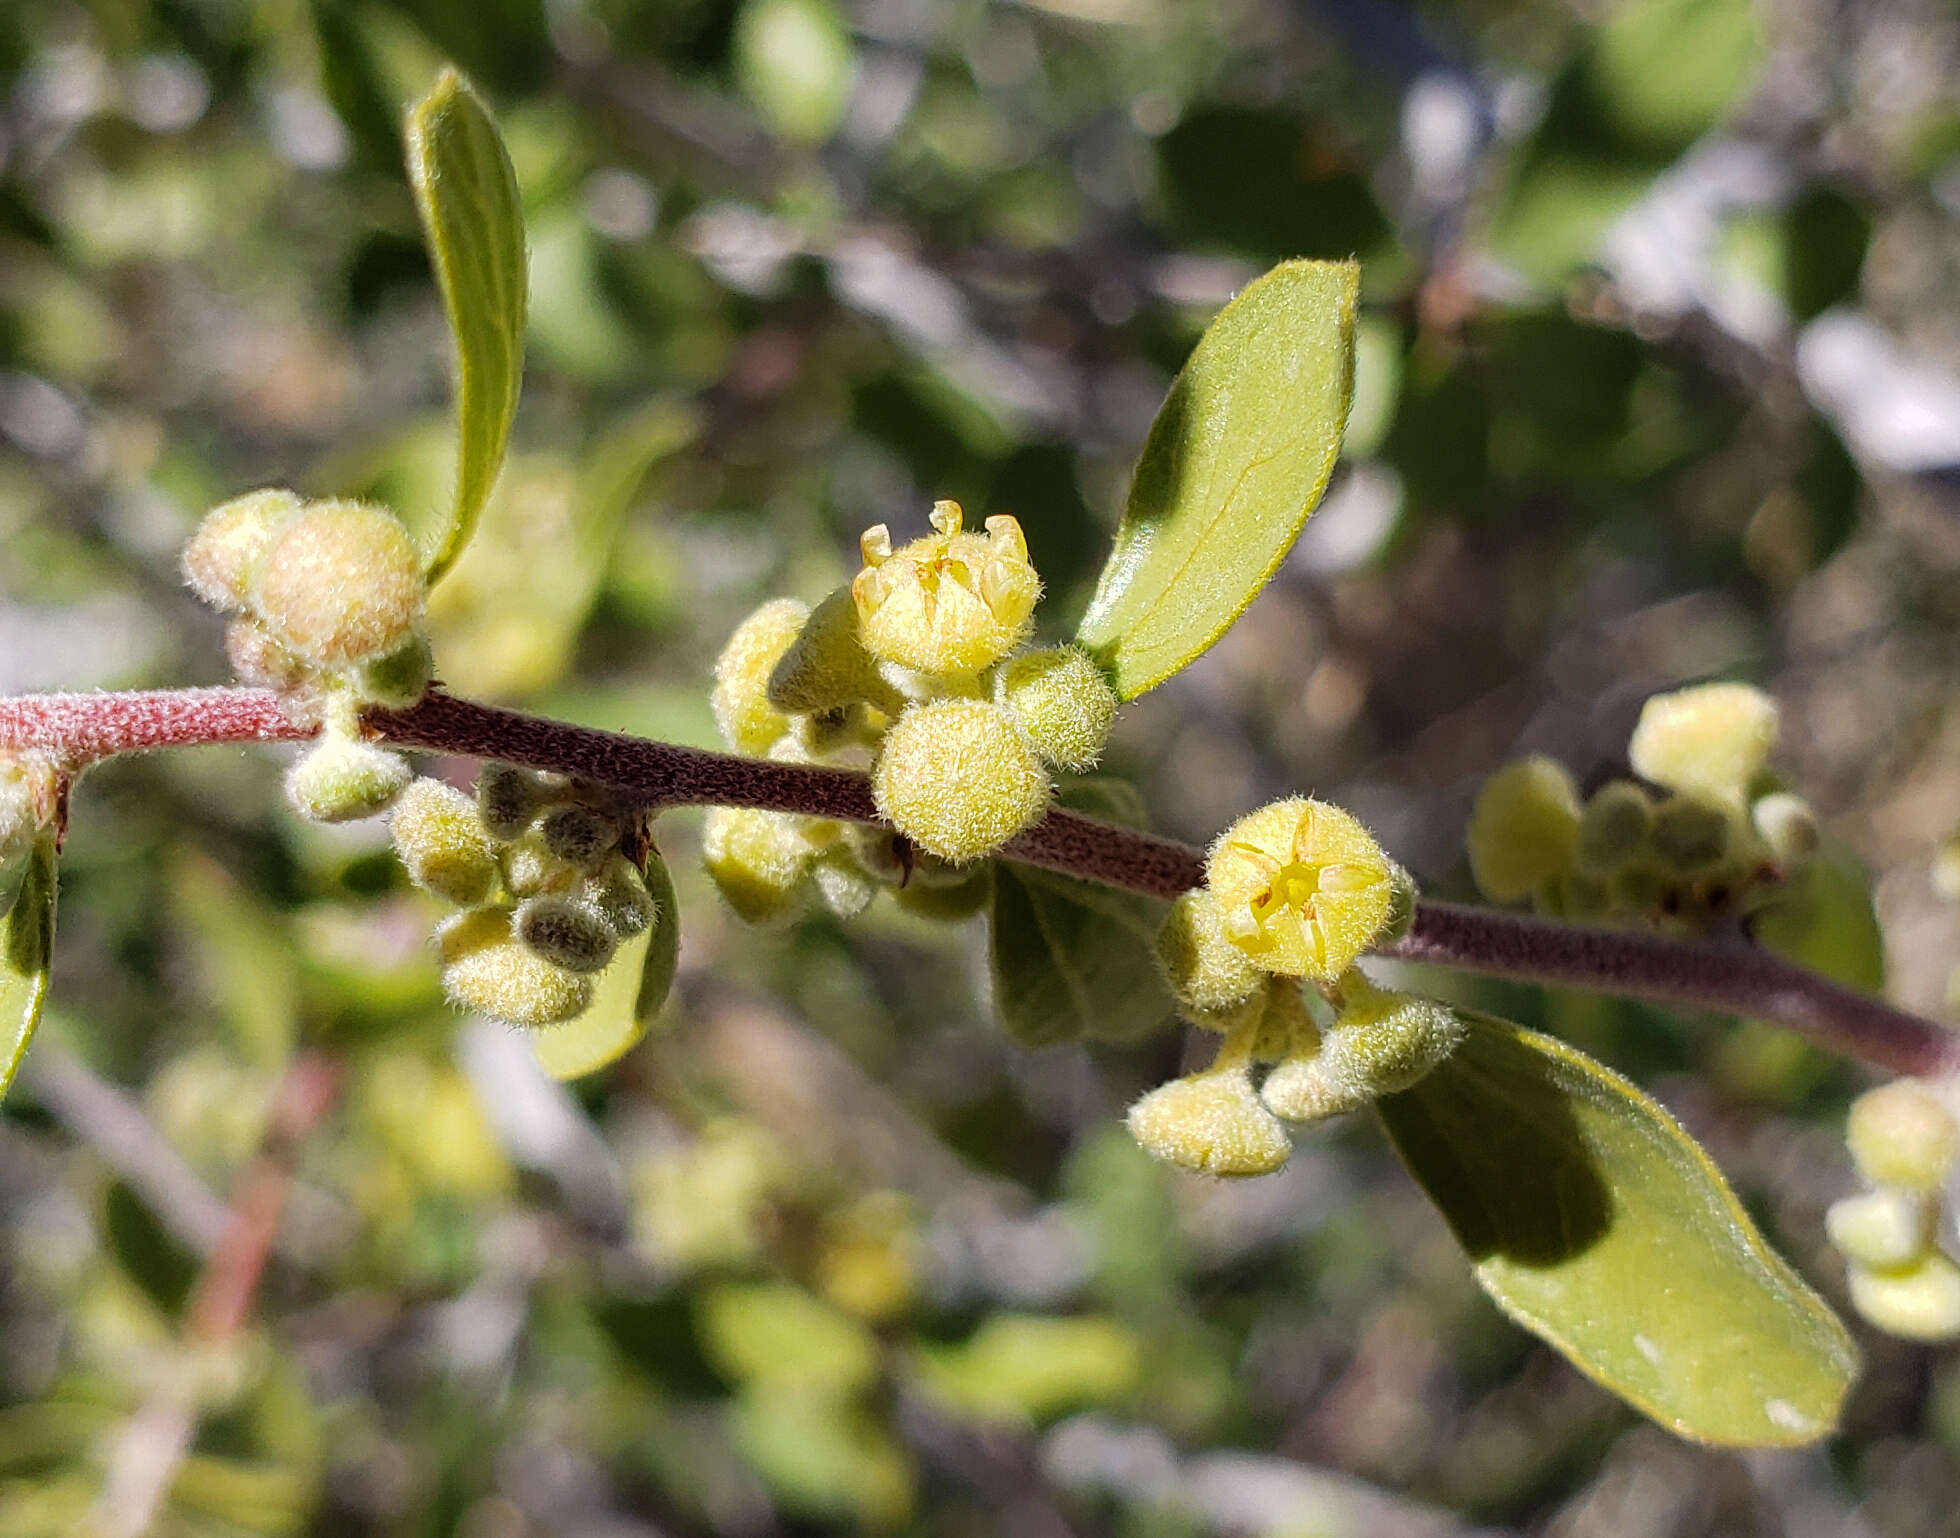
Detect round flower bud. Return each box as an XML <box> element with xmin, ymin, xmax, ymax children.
<box><xmin>515</xmin><ymin>894</ymin><xmax>621</xmax><ymax>974</ymax></box>
<box><xmin>871</xmin><ymin>699</ymin><xmax>1048</xmax><ymax>863</ymax></box>
<box><xmin>541</xmin><ymin>803</ymin><xmax>620</xmax><ymax>871</ymax></box>
<box><xmin>1126</xmin><ymin>1063</ymin><xmax>1292</xmax><ymax>1178</ymax></box>
<box><xmin>182</xmin><ymin>488</ymin><xmax>302</xmax><ymax>611</ymax></box>
<box><xmin>252</xmin><ymin>500</ymin><xmax>424</xmax><ymax>667</ymax></box>
<box><xmin>1318</xmin><ymin>981</ymin><xmax>1466</xmax><ymax>1097</ymax></box>
<box><xmin>1207</xmin><ymin>798</ymin><xmax>1395</xmax><ymax>982</ymax></box>
<box><xmin>996</xmin><ymin>646</ymin><xmax>1118</xmax><ymax>772</ymax></box>
<box><xmin>703</xmin><ymin>807</ymin><xmax>813</xmax><ymax>923</ymax></box>
<box><xmin>1847</xmin><ymin>1254</ymin><xmax>1960</xmax><ymax>1343</ymax></box>
<box><xmin>1467</xmin><ymin>757</ymin><xmax>1581</xmax><ymax>904</ymax></box>
<box><xmin>767</xmin><ymin>588</ymin><xmax>904</xmax><ymax>717</ymax></box>
<box><xmin>1826</xmin><ymin>1189</ymin><xmax>1932</xmax><ymax>1271</ymax></box>
<box><xmin>891</xmin><ymin>863</ymin><xmax>993</xmax><ymax>921</ymax></box>
<box><xmin>1847</xmin><ymin>1080</ymin><xmax>1958</xmax><ymax>1193</ymax></box>
<box><xmin>851</xmin><ymin>501</ymin><xmax>1040</xmax><ymax>678</ymax></box>
<box><xmin>358</xmin><ymin>635</ymin><xmax>434</xmax><ymax>708</ymax></box>
<box><xmin>1157</xmin><ymin>890</ymin><xmax>1264</xmax><ymax>1017</ymax></box>
<box><xmin>713</xmin><ymin>597</ymin><xmax>810</xmax><ymax>755</ymax></box>
<box><xmin>586</xmin><ymin>854</ymin><xmax>659</xmax><ymax>938</ymax></box>
<box><xmin>442</xmin><ymin>926</ymin><xmax>594</xmax><ymax>1029</ymax></box>
<box><xmin>1577</xmin><ymin>781</ymin><xmax>1652</xmax><ymax>877</ymax></box>
<box><xmin>436</xmin><ymin>904</ymin><xmax>514</xmax><ymax>965</ymax></box>
<box><xmin>812</xmin><ymin>851</ymin><xmax>881</xmax><ymax>919</ymax></box>
<box><xmin>285</xmin><ymin>737</ymin><xmax>412</xmax><ymax>823</ymax></box>
<box><xmin>1607</xmin><ymin>866</ymin><xmax>1666</xmax><ymax>917</ymax></box>
<box><xmin>390</xmin><ymin>778</ymin><xmax>499</xmax><ymax>905</ymax></box>
<box><xmin>224</xmin><ymin>617</ymin><xmax>309</xmax><ymax>692</ymax></box>
<box><xmin>1647</xmin><ymin>796</ymin><xmax>1732</xmax><ymax>876</ymax></box>
<box><xmin>477</xmin><ymin>763</ymin><xmax>541</xmax><ymax>841</ymax></box>
<box><xmin>501</xmin><ymin>829</ymin><xmax>558</xmax><ymax>899</ymax></box>
<box><xmin>1628</xmin><ymin>682</ymin><xmax>1778</xmax><ymax>805</ymax></box>
<box><xmin>1752</xmin><ymin>792</ymin><xmax>1819</xmax><ymax>868</ymax></box>
<box><xmin>1261</xmin><ymin>1049</ymin><xmax>1372</xmax><ymax>1124</ymax></box>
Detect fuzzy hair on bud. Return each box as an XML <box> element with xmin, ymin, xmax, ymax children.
<box><xmin>871</xmin><ymin>699</ymin><xmax>1049</xmax><ymax>863</ymax></box>
<box><xmin>359</xmin><ymin>635</ymin><xmax>434</xmax><ymax>708</ymax></box>
<box><xmin>285</xmin><ymin>737</ymin><xmax>412</xmax><ymax>823</ymax></box>
<box><xmin>1319</xmin><ymin>980</ymin><xmax>1465</xmax><ymax>1096</ymax></box>
<box><xmin>851</xmin><ymin>501</ymin><xmax>1041</xmax><ymax>678</ymax></box>
<box><xmin>766</xmin><ymin>588</ymin><xmax>902</xmax><ymax>717</ymax></box>
<box><xmin>1826</xmin><ymin>1189</ymin><xmax>1932</xmax><ymax>1271</ymax></box>
<box><xmin>1847</xmin><ymin>1254</ymin><xmax>1960</xmax><ymax>1343</ymax></box>
<box><xmin>1126</xmin><ymin>1061</ymin><xmax>1292</xmax><ymax>1178</ymax></box>
<box><xmin>541</xmin><ymin>803</ymin><xmax>620</xmax><ymax>871</ymax></box>
<box><xmin>1207</xmin><ymin>798</ymin><xmax>1395</xmax><ymax>982</ymax></box>
<box><xmin>390</xmin><ymin>779</ymin><xmax>499</xmax><ymax>905</ymax></box>
<box><xmin>1577</xmin><ymin>781</ymin><xmax>1652</xmax><ymax>877</ymax></box>
<box><xmin>252</xmin><ymin>500</ymin><xmax>425</xmax><ymax>667</ymax></box>
<box><xmin>477</xmin><ymin>763</ymin><xmax>540</xmax><ymax>841</ymax></box>
<box><xmin>586</xmin><ymin>855</ymin><xmax>659</xmax><ymax>938</ymax></box>
<box><xmin>1158</xmin><ymin>890</ymin><xmax>1265</xmax><ymax>1017</ymax></box>
<box><xmin>442</xmin><ymin>931</ymin><xmax>595</xmax><ymax>1029</ymax></box>
<box><xmin>1628</xmin><ymin>682</ymin><xmax>1778</xmax><ymax>805</ymax></box>
<box><xmin>713</xmin><ymin>597</ymin><xmax>811</xmax><ymax>754</ymax></box>
<box><xmin>1752</xmin><ymin>792</ymin><xmax>1818</xmax><ymax>867</ymax></box>
<box><xmin>182</xmin><ymin>488</ymin><xmax>303</xmax><ymax>611</ymax></box>
<box><xmin>224</xmin><ymin>617</ymin><xmax>309</xmax><ymax>692</ymax></box>
<box><xmin>1647</xmin><ymin>796</ymin><xmax>1732</xmax><ymax>875</ymax></box>
<box><xmin>812</xmin><ymin>851</ymin><xmax>882</xmax><ymax>919</ymax></box>
<box><xmin>515</xmin><ymin>894</ymin><xmax>621</xmax><ymax>974</ymax></box>
<box><xmin>1847</xmin><ymin>1080</ymin><xmax>1958</xmax><ymax>1193</ymax></box>
<box><xmin>500</xmin><ymin>830</ymin><xmax>559</xmax><ymax>899</ymax></box>
<box><xmin>996</xmin><ymin>646</ymin><xmax>1118</xmax><ymax>771</ymax></box>
<box><xmin>1467</xmin><ymin>757</ymin><xmax>1581</xmax><ymax>905</ymax></box>
<box><xmin>703</xmin><ymin>806</ymin><xmax>814</xmax><ymax>923</ymax></box>
<box><xmin>436</xmin><ymin>905</ymin><xmax>514</xmax><ymax>965</ymax></box>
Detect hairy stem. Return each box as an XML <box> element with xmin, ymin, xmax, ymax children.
<box><xmin>5</xmin><ymin>686</ymin><xmax>1954</xmax><ymax>1077</ymax></box>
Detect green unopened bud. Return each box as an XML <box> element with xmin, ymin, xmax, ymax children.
<box><xmin>223</xmin><ymin>617</ymin><xmax>308</xmax><ymax>692</ymax></box>
<box><xmin>996</xmin><ymin>646</ymin><xmax>1118</xmax><ymax>772</ymax></box>
<box><xmin>1577</xmin><ymin>781</ymin><xmax>1652</xmax><ymax>877</ymax></box>
<box><xmin>501</xmin><ymin>829</ymin><xmax>558</xmax><ymax>899</ymax></box>
<box><xmin>1628</xmin><ymin>682</ymin><xmax>1778</xmax><ymax>805</ymax></box>
<box><xmin>768</xmin><ymin>588</ymin><xmax>903</xmax><ymax>716</ymax></box>
<box><xmin>436</xmin><ymin>904</ymin><xmax>514</xmax><ymax>965</ymax></box>
<box><xmin>1467</xmin><ymin>756</ymin><xmax>1581</xmax><ymax>904</ymax></box>
<box><xmin>891</xmin><ymin>862</ymin><xmax>993</xmax><ymax>921</ymax></box>
<box><xmin>478</xmin><ymin>763</ymin><xmax>541</xmax><ymax>841</ymax></box>
<box><xmin>704</xmin><ymin>807</ymin><xmax>813</xmax><ymax>923</ymax></box>
<box><xmin>359</xmin><ymin>634</ymin><xmax>434</xmax><ymax>708</ymax></box>
<box><xmin>1207</xmin><ymin>798</ymin><xmax>1395</xmax><ymax>982</ymax></box>
<box><xmin>812</xmin><ymin>851</ymin><xmax>881</xmax><ymax>918</ymax></box>
<box><xmin>391</xmin><ymin>778</ymin><xmax>499</xmax><ymax>905</ymax></box>
<box><xmin>443</xmin><ymin>929</ymin><xmax>595</xmax><ymax>1028</ymax></box>
<box><xmin>182</xmin><ymin>488</ymin><xmax>302</xmax><ymax>611</ymax></box>
<box><xmin>871</xmin><ymin>699</ymin><xmax>1049</xmax><ymax>863</ymax></box>
<box><xmin>252</xmin><ymin>500</ymin><xmax>424</xmax><ymax>667</ymax></box>
<box><xmin>1126</xmin><ymin>1060</ymin><xmax>1292</xmax><ymax>1178</ymax></box>
<box><xmin>515</xmin><ymin>893</ymin><xmax>621</xmax><ymax>974</ymax></box>
<box><xmin>1260</xmin><ymin>1019</ymin><xmax>1374</xmax><ymax>1122</ymax></box>
<box><xmin>1826</xmin><ymin>1189</ymin><xmax>1932</xmax><ymax>1271</ymax></box>
<box><xmin>714</xmin><ymin>597</ymin><xmax>810</xmax><ymax>755</ymax></box>
<box><xmin>1319</xmin><ymin>979</ymin><xmax>1465</xmax><ymax>1096</ymax></box>
<box><xmin>1380</xmin><ymin>861</ymin><xmax>1417</xmax><ymax>944</ymax></box>
<box><xmin>1752</xmin><ymin>792</ymin><xmax>1818</xmax><ymax>867</ymax></box>
<box><xmin>541</xmin><ymin>803</ymin><xmax>620</xmax><ymax>871</ymax></box>
<box><xmin>1847</xmin><ymin>1080</ymin><xmax>1958</xmax><ymax>1193</ymax></box>
<box><xmin>851</xmin><ymin>501</ymin><xmax>1040</xmax><ymax>678</ymax></box>
<box><xmin>1158</xmin><ymin>890</ymin><xmax>1264</xmax><ymax>1018</ymax></box>
<box><xmin>586</xmin><ymin>855</ymin><xmax>659</xmax><ymax>938</ymax></box>
<box><xmin>1607</xmin><ymin>866</ymin><xmax>1666</xmax><ymax>916</ymax></box>
<box><xmin>1847</xmin><ymin>1254</ymin><xmax>1960</xmax><ymax>1343</ymax></box>
<box><xmin>286</xmin><ymin>737</ymin><xmax>411</xmax><ymax>823</ymax></box>
<box><xmin>1647</xmin><ymin>796</ymin><xmax>1732</xmax><ymax>875</ymax></box>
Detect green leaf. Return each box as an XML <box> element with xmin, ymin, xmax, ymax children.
<box><xmin>989</xmin><ymin>864</ymin><xmax>1172</xmax><ymax>1047</ymax></box>
<box><xmin>1076</xmin><ymin>259</ymin><xmax>1358</xmax><ymax>700</ymax></box>
<box><xmin>1752</xmin><ymin>837</ymin><xmax>1885</xmax><ymax>996</ymax></box>
<box><xmin>1376</xmin><ymin>1010</ymin><xmax>1855</xmax><ymax>1446</ymax></box>
<box><xmin>406</xmin><ymin>68</ymin><xmax>527</xmax><ymax>586</ymax></box>
<box><xmin>911</xmin><ymin>1314</ymin><xmax>1142</xmax><ymax>1424</ymax></box>
<box><xmin>1589</xmin><ymin>0</ymin><xmax>1763</xmax><ymax>155</ymax></box>
<box><xmin>1</xmin><ymin>836</ymin><xmax>58</xmax><ymax>1103</ymax></box>
<box><xmin>531</xmin><ymin>851</ymin><xmax>679</xmax><ymax>1081</ymax></box>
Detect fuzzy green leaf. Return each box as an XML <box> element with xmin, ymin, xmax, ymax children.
<box><xmin>1076</xmin><ymin>259</ymin><xmax>1358</xmax><ymax>700</ymax></box>
<box><xmin>1</xmin><ymin>837</ymin><xmax>58</xmax><ymax>1103</ymax></box>
<box><xmin>1377</xmin><ymin>1009</ymin><xmax>1855</xmax><ymax>1446</ymax></box>
<box><xmin>407</xmin><ymin>68</ymin><xmax>527</xmax><ymax>586</ymax></box>
<box><xmin>531</xmin><ymin>853</ymin><xmax>679</xmax><ymax>1081</ymax></box>
<box><xmin>989</xmin><ymin>864</ymin><xmax>1172</xmax><ymax>1047</ymax></box>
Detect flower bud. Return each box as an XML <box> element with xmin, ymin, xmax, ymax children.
<box><xmin>1607</xmin><ymin>866</ymin><xmax>1666</xmax><ymax>917</ymax></box>
<box><xmin>541</xmin><ymin>803</ymin><xmax>620</xmax><ymax>871</ymax></box>
<box><xmin>1628</xmin><ymin>682</ymin><xmax>1778</xmax><ymax>805</ymax></box>
<box><xmin>252</xmin><ymin>500</ymin><xmax>424</xmax><ymax>667</ymax></box>
<box><xmin>851</xmin><ymin>501</ymin><xmax>1040</xmax><ymax>678</ymax></box>
<box><xmin>891</xmin><ymin>862</ymin><xmax>993</xmax><ymax>921</ymax></box>
<box><xmin>477</xmin><ymin>762</ymin><xmax>541</xmax><ymax>840</ymax></box>
<box><xmin>703</xmin><ymin>807</ymin><xmax>813</xmax><ymax>923</ymax></box>
<box><xmin>812</xmin><ymin>851</ymin><xmax>881</xmax><ymax>918</ymax></box>
<box><xmin>1126</xmin><ymin>1062</ymin><xmax>1292</xmax><ymax>1177</ymax></box>
<box><xmin>515</xmin><ymin>893</ymin><xmax>621</xmax><ymax>974</ymax></box>
<box><xmin>358</xmin><ymin>634</ymin><xmax>434</xmax><ymax>708</ymax></box>
<box><xmin>1847</xmin><ymin>1254</ymin><xmax>1960</xmax><ymax>1343</ymax></box>
<box><xmin>1826</xmin><ymin>1189</ymin><xmax>1932</xmax><ymax>1271</ymax></box>
<box><xmin>1847</xmin><ymin>1080</ymin><xmax>1958</xmax><ymax>1193</ymax></box>
<box><xmin>1577</xmin><ymin>781</ymin><xmax>1652</xmax><ymax>877</ymax></box>
<box><xmin>1247</xmin><ymin>976</ymin><xmax>1316</xmax><ymax>1063</ymax></box>
<box><xmin>1157</xmin><ymin>890</ymin><xmax>1264</xmax><ymax>1017</ymax></box>
<box><xmin>442</xmin><ymin>917</ymin><xmax>595</xmax><ymax>1028</ymax></box>
<box><xmin>996</xmin><ymin>646</ymin><xmax>1118</xmax><ymax>772</ymax></box>
<box><xmin>1319</xmin><ymin>980</ymin><xmax>1466</xmax><ymax>1096</ymax></box>
<box><xmin>501</xmin><ymin>829</ymin><xmax>557</xmax><ymax>899</ymax></box>
<box><xmin>767</xmin><ymin>588</ymin><xmax>904</xmax><ymax>717</ymax></box>
<box><xmin>1380</xmin><ymin>861</ymin><xmax>1417</xmax><ymax>944</ymax></box>
<box><xmin>285</xmin><ymin>737</ymin><xmax>412</xmax><ymax>823</ymax></box>
<box><xmin>1647</xmin><ymin>796</ymin><xmax>1732</xmax><ymax>876</ymax></box>
<box><xmin>1752</xmin><ymin>792</ymin><xmax>1818</xmax><ymax>867</ymax></box>
<box><xmin>1467</xmin><ymin>757</ymin><xmax>1581</xmax><ymax>904</ymax></box>
<box><xmin>1207</xmin><ymin>798</ymin><xmax>1395</xmax><ymax>982</ymax></box>
<box><xmin>1261</xmin><ymin>1041</ymin><xmax>1372</xmax><ymax>1123</ymax></box>
<box><xmin>182</xmin><ymin>488</ymin><xmax>302</xmax><ymax>611</ymax></box>
<box><xmin>586</xmin><ymin>854</ymin><xmax>659</xmax><ymax>938</ymax></box>
<box><xmin>436</xmin><ymin>904</ymin><xmax>514</xmax><ymax>965</ymax></box>
<box><xmin>713</xmin><ymin>597</ymin><xmax>810</xmax><ymax>755</ymax></box>
<box><xmin>224</xmin><ymin>617</ymin><xmax>309</xmax><ymax>692</ymax></box>
<box><xmin>391</xmin><ymin>778</ymin><xmax>499</xmax><ymax>905</ymax></box>
<box><xmin>871</xmin><ymin>699</ymin><xmax>1049</xmax><ymax>863</ymax></box>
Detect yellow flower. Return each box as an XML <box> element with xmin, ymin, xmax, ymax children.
<box><xmin>851</xmin><ymin>500</ymin><xmax>1039</xmax><ymax>677</ymax></box>
<box><xmin>1206</xmin><ymin>798</ymin><xmax>1393</xmax><ymax>981</ymax></box>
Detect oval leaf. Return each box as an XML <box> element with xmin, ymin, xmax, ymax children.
<box><xmin>1376</xmin><ymin>1009</ymin><xmax>1855</xmax><ymax>1446</ymax></box>
<box><xmin>1</xmin><ymin>836</ymin><xmax>58</xmax><ymax>1102</ymax></box>
<box><xmin>989</xmin><ymin>863</ymin><xmax>1173</xmax><ymax>1047</ymax></box>
<box><xmin>531</xmin><ymin>852</ymin><xmax>680</xmax><ymax>1081</ymax></box>
<box><xmin>1076</xmin><ymin>259</ymin><xmax>1359</xmax><ymax>700</ymax></box>
<box><xmin>406</xmin><ymin>68</ymin><xmax>528</xmax><ymax>586</ymax></box>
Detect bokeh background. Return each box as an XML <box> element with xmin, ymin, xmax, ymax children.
<box><xmin>4</xmin><ymin>0</ymin><xmax>1960</xmax><ymax>1530</ymax></box>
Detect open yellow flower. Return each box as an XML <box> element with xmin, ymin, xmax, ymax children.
<box><xmin>850</xmin><ymin>500</ymin><xmax>1039</xmax><ymax>678</ymax></box>
<box><xmin>1206</xmin><ymin>797</ymin><xmax>1394</xmax><ymax>981</ymax></box>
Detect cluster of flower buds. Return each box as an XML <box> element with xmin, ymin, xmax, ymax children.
<box><xmin>1128</xmin><ymin>799</ymin><xmax>1441</xmax><ymax>1178</ymax></box>
<box><xmin>1825</xmin><ymin>1079</ymin><xmax>1960</xmax><ymax>1340</ymax></box>
<box><xmin>391</xmin><ymin>763</ymin><xmax>665</xmax><ymax>1029</ymax></box>
<box><xmin>183</xmin><ymin>490</ymin><xmax>435</xmax><ymax>823</ymax></box>
<box><xmin>703</xmin><ymin>499</ymin><xmax>1119</xmax><ymax>925</ymax></box>
<box><xmin>1467</xmin><ymin>683</ymin><xmax>1817</xmax><ymax>931</ymax></box>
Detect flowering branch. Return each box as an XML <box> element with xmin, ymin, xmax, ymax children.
<box><xmin>4</xmin><ymin>686</ymin><xmax>1952</xmax><ymax>1077</ymax></box>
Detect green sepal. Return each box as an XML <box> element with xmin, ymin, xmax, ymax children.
<box><xmin>1076</xmin><ymin>259</ymin><xmax>1359</xmax><ymax>700</ymax></box>
<box><xmin>1</xmin><ymin>835</ymin><xmax>58</xmax><ymax>1103</ymax></box>
<box><xmin>1376</xmin><ymin>1009</ymin><xmax>1855</xmax><ymax>1446</ymax></box>
<box><xmin>530</xmin><ymin>851</ymin><xmax>680</xmax><ymax>1080</ymax></box>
